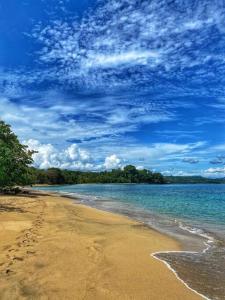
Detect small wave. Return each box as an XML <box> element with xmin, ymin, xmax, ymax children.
<box><xmin>58</xmin><ymin>191</ymin><xmax>101</xmax><ymax>202</ymax></box>
<box><xmin>65</xmin><ymin>190</ymin><xmax>214</xmax><ymax>299</ymax></box>
<box><xmin>34</xmin><ymin>185</ymin><xmax>224</xmax><ymax>299</ymax></box>
<box><xmin>151</xmin><ymin>221</ymin><xmax>217</xmax><ymax>300</ymax></box>
<box><xmin>178</xmin><ymin>222</ymin><xmax>215</xmax><ymax>253</ymax></box>
<box><xmin>151</xmin><ymin>251</ymin><xmax>211</xmax><ymax>300</ymax></box>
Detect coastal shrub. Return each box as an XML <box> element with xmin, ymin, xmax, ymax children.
<box><xmin>0</xmin><ymin>120</ymin><xmax>35</xmax><ymax>189</ymax></box>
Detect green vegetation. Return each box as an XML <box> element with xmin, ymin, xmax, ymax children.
<box><xmin>0</xmin><ymin>121</ymin><xmax>34</xmax><ymax>191</ymax></box>
<box><xmin>165</xmin><ymin>175</ymin><xmax>225</xmax><ymax>184</ymax></box>
<box><xmin>0</xmin><ymin>120</ymin><xmax>165</xmax><ymax>188</ymax></box>
<box><xmin>31</xmin><ymin>170</ymin><xmax>225</xmax><ymax>185</ymax></box>
<box><xmin>1</xmin><ymin>120</ymin><xmax>224</xmax><ymax>189</ymax></box>
<box><xmin>30</xmin><ymin>165</ymin><xmax>166</xmax><ymax>185</ymax></box>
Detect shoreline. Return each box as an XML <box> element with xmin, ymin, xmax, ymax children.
<box><xmin>45</xmin><ymin>189</ymin><xmax>215</xmax><ymax>251</ymax></box>
<box><xmin>151</xmin><ymin>252</ymin><xmax>210</xmax><ymax>300</ymax></box>
<box><xmin>0</xmin><ymin>191</ymin><xmax>204</xmax><ymax>299</ymax></box>
<box><xmin>45</xmin><ymin>189</ymin><xmax>212</xmax><ymax>300</ymax></box>
<box><xmin>62</xmin><ymin>191</ymin><xmax>211</xmax><ymax>300</ymax></box>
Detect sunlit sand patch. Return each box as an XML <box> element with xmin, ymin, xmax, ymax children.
<box><xmin>0</xmin><ymin>221</ymin><xmax>32</xmax><ymax>231</ymax></box>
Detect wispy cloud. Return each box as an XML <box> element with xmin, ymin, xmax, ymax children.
<box><xmin>1</xmin><ymin>0</ymin><xmax>225</xmax><ymax>176</ymax></box>
<box><xmin>205</xmin><ymin>167</ymin><xmax>225</xmax><ymax>175</ymax></box>
<box><xmin>182</xmin><ymin>157</ymin><xmax>199</xmax><ymax>164</ymax></box>
<box><xmin>0</xmin><ymin>93</ymin><xmax>174</xmax><ymax>145</ymax></box>
<box><xmin>209</xmin><ymin>155</ymin><xmax>225</xmax><ymax>165</ymax></box>
<box><xmin>31</xmin><ymin>0</ymin><xmax>225</xmax><ymax>90</ymax></box>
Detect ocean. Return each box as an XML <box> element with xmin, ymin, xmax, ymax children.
<box><xmin>33</xmin><ymin>184</ymin><xmax>225</xmax><ymax>300</ymax></box>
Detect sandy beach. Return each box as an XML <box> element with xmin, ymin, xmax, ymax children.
<box><xmin>0</xmin><ymin>192</ymin><xmax>202</xmax><ymax>300</ymax></box>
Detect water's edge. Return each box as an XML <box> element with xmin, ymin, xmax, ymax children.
<box><xmin>39</xmin><ymin>189</ymin><xmax>214</xmax><ymax>300</ymax></box>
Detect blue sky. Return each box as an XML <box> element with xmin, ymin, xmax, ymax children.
<box><xmin>1</xmin><ymin>0</ymin><xmax>225</xmax><ymax>176</ymax></box>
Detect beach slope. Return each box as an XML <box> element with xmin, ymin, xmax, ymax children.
<box><xmin>0</xmin><ymin>193</ymin><xmax>202</xmax><ymax>299</ymax></box>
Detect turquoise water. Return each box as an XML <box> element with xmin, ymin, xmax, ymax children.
<box><xmin>35</xmin><ymin>183</ymin><xmax>225</xmax><ymax>228</ymax></box>
<box><xmin>34</xmin><ymin>184</ymin><xmax>225</xmax><ymax>299</ymax></box>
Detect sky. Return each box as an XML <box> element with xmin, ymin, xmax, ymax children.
<box><xmin>1</xmin><ymin>0</ymin><xmax>225</xmax><ymax>176</ymax></box>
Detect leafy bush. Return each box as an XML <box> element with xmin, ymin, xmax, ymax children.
<box><xmin>0</xmin><ymin>121</ymin><xmax>34</xmax><ymax>189</ymax></box>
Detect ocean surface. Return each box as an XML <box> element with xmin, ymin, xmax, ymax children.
<box><xmin>34</xmin><ymin>184</ymin><xmax>225</xmax><ymax>300</ymax></box>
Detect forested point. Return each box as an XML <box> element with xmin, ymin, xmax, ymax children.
<box><xmin>30</xmin><ymin>167</ymin><xmax>225</xmax><ymax>185</ymax></box>
<box><xmin>30</xmin><ymin>166</ymin><xmax>165</xmax><ymax>185</ymax></box>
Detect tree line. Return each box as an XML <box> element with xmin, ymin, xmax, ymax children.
<box><xmin>165</xmin><ymin>175</ymin><xmax>225</xmax><ymax>184</ymax></box>
<box><xmin>29</xmin><ymin>166</ymin><xmax>165</xmax><ymax>185</ymax></box>
<box><xmin>0</xmin><ymin>120</ymin><xmax>165</xmax><ymax>190</ymax></box>
<box><xmin>2</xmin><ymin>119</ymin><xmax>222</xmax><ymax>190</ymax></box>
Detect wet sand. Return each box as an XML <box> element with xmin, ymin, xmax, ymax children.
<box><xmin>0</xmin><ymin>192</ymin><xmax>202</xmax><ymax>299</ymax></box>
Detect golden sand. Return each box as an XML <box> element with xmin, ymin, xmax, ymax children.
<box><xmin>0</xmin><ymin>192</ymin><xmax>202</xmax><ymax>300</ymax></box>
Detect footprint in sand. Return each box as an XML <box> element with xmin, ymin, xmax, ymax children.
<box><xmin>12</xmin><ymin>256</ymin><xmax>24</xmax><ymax>261</ymax></box>
<box><xmin>5</xmin><ymin>268</ymin><xmax>13</xmax><ymax>275</ymax></box>
<box><xmin>27</xmin><ymin>250</ymin><xmax>36</xmax><ymax>255</ymax></box>
<box><xmin>1</xmin><ymin>206</ymin><xmax>46</xmax><ymax>277</ymax></box>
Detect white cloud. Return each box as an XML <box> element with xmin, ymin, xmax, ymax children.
<box><xmin>0</xmin><ymin>93</ymin><xmax>174</xmax><ymax>147</ymax></box>
<box><xmin>26</xmin><ymin>139</ymin><xmax>93</xmax><ymax>170</ymax></box>
<box><xmin>84</xmin><ymin>50</ymin><xmax>161</xmax><ymax>68</ymax></box>
<box><xmin>2</xmin><ymin>0</ymin><xmax>225</xmax><ymax>178</ymax></box>
<box><xmin>205</xmin><ymin>167</ymin><xmax>225</xmax><ymax>174</ymax></box>
<box><xmin>183</xmin><ymin>20</ymin><xmax>206</xmax><ymax>30</ymax></box>
<box><xmin>84</xmin><ymin>141</ymin><xmax>206</xmax><ymax>171</ymax></box>
<box><xmin>114</xmin><ymin>142</ymin><xmax>205</xmax><ymax>162</ymax></box>
<box><xmin>65</xmin><ymin>144</ymin><xmax>90</xmax><ymax>161</ymax></box>
<box><xmin>104</xmin><ymin>154</ymin><xmax>121</xmax><ymax>170</ymax></box>
<box><xmin>31</xmin><ymin>0</ymin><xmax>225</xmax><ymax>90</ymax></box>
<box><xmin>162</xmin><ymin>169</ymin><xmax>201</xmax><ymax>176</ymax></box>
<box><xmin>25</xmin><ymin>140</ymin><xmax>123</xmax><ymax>171</ymax></box>
<box><xmin>136</xmin><ymin>165</ymin><xmax>144</xmax><ymax>170</ymax></box>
